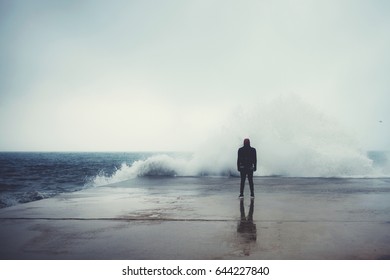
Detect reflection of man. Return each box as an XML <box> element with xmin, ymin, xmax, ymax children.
<box><xmin>237</xmin><ymin>138</ymin><xmax>257</xmax><ymax>198</ymax></box>
<box><xmin>237</xmin><ymin>199</ymin><xmax>257</xmax><ymax>256</ymax></box>
<box><xmin>237</xmin><ymin>199</ymin><xmax>257</xmax><ymax>240</ymax></box>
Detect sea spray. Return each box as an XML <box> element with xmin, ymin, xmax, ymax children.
<box><xmin>92</xmin><ymin>155</ymin><xmax>193</xmax><ymax>186</ymax></box>
<box><xmin>91</xmin><ymin>95</ymin><xmax>379</xmax><ymax>186</ymax></box>
<box><xmin>190</xmin><ymin>94</ymin><xmax>375</xmax><ymax>177</ymax></box>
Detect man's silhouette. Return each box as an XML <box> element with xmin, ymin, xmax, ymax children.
<box><xmin>237</xmin><ymin>138</ymin><xmax>257</xmax><ymax>198</ymax></box>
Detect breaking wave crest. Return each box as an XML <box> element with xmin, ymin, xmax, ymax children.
<box><xmin>92</xmin><ymin>95</ymin><xmax>389</xmax><ymax>186</ymax></box>
<box><xmin>92</xmin><ymin>150</ymin><xmax>388</xmax><ymax>187</ymax></box>
<box><xmin>92</xmin><ymin>154</ymin><xmax>233</xmax><ymax>186</ymax></box>
<box><xmin>92</xmin><ymin>155</ymin><xmax>190</xmax><ymax>186</ymax></box>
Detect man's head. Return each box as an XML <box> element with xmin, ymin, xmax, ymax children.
<box><xmin>244</xmin><ymin>138</ymin><xmax>250</xmax><ymax>147</ymax></box>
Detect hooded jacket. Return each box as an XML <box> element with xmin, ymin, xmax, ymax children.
<box><xmin>237</xmin><ymin>140</ymin><xmax>257</xmax><ymax>171</ymax></box>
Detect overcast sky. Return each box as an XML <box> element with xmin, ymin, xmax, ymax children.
<box><xmin>0</xmin><ymin>0</ymin><xmax>389</xmax><ymax>152</ymax></box>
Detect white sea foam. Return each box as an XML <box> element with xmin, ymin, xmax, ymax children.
<box><xmin>92</xmin><ymin>155</ymin><xmax>194</xmax><ymax>186</ymax></box>
<box><xmin>93</xmin><ymin>95</ymin><xmax>386</xmax><ymax>186</ymax></box>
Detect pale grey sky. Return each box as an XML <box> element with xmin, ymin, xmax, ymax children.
<box><xmin>1</xmin><ymin>0</ymin><xmax>389</xmax><ymax>151</ymax></box>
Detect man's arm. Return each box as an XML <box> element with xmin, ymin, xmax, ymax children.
<box><xmin>237</xmin><ymin>149</ymin><xmax>240</xmax><ymax>171</ymax></box>
<box><xmin>253</xmin><ymin>148</ymin><xmax>257</xmax><ymax>172</ymax></box>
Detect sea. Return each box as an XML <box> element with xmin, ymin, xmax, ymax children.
<box><xmin>0</xmin><ymin>150</ymin><xmax>389</xmax><ymax>209</ymax></box>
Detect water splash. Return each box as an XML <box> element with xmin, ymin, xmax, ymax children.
<box><xmin>93</xmin><ymin>95</ymin><xmax>385</xmax><ymax>186</ymax></box>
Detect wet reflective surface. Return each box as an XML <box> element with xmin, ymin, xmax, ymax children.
<box><xmin>0</xmin><ymin>177</ymin><xmax>389</xmax><ymax>259</ymax></box>
<box><xmin>236</xmin><ymin>199</ymin><xmax>257</xmax><ymax>256</ymax></box>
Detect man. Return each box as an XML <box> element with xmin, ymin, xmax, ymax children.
<box><xmin>237</xmin><ymin>138</ymin><xmax>257</xmax><ymax>199</ymax></box>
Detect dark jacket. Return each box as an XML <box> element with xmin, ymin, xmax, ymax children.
<box><xmin>237</xmin><ymin>144</ymin><xmax>257</xmax><ymax>172</ymax></box>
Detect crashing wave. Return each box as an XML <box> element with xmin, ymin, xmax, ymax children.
<box><xmin>92</xmin><ymin>96</ymin><xmax>388</xmax><ymax>186</ymax></box>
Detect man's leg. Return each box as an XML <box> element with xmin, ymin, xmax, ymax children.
<box><xmin>240</xmin><ymin>171</ymin><xmax>246</xmax><ymax>196</ymax></box>
<box><xmin>248</xmin><ymin>170</ymin><xmax>254</xmax><ymax>197</ymax></box>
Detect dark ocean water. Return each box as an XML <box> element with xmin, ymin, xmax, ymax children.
<box><xmin>0</xmin><ymin>152</ymin><xmax>152</xmax><ymax>208</ymax></box>
<box><xmin>0</xmin><ymin>151</ymin><xmax>389</xmax><ymax>209</ymax></box>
